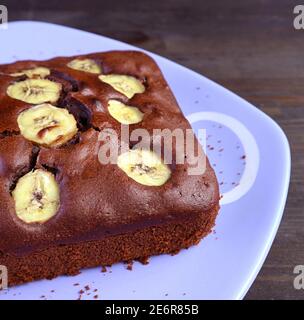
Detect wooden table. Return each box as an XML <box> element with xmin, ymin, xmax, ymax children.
<box><xmin>5</xmin><ymin>0</ymin><xmax>304</xmax><ymax>299</ymax></box>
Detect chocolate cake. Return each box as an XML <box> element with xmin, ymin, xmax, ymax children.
<box><xmin>0</xmin><ymin>51</ymin><xmax>220</xmax><ymax>287</ymax></box>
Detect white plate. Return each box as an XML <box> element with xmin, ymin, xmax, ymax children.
<box><xmin>0</xmin><ymin>21</ymin><xmax>290</xmax><ymax>300</ymax></box>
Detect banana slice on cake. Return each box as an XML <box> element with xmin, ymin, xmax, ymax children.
<box><xmin>117</xmin><ymin>149</ymin><xmax>171</xmax><ymax>186</ymax></box>
<box><xmin>108</xmin><ymin>100</ymin><xmax>144</xmax><ymax>124</ymax></box>
<box><xmin>99</xmin><ymin>74</ymin><xmax>145</xmax><ymax>99</ymax></box>
<box><xmin>67</xmin><ymin>58</ymin><xmax>102</xmax><ymax>74</ymax></box>
<box><xmin>10</xmin><ymin>67</ymin><xmax>50</xmax><ymax>79</ymax></box>
<box><xmin>12</xmin><ymin>169</ymin><xmax>60</xmax><ymax>224</ymax></box>
<box><xmin>17</xmin><ymin>103</ymin><xmax>78</xmax><ymax>147</ymax></box>
<box><xmin>7</xmin><ymin>79</ymin><xmax>62</xmax><ymax>104</ymax></box>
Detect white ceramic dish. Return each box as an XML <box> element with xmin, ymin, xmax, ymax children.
<box><xmin>0</xmin><ymin>21</ymin><xmax>290</xmax><ymax>300</ymax></box>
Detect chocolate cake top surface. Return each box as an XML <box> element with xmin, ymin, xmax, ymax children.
<box><xmin>0</xmin><ymin>51</ymin><xmax>219</xmax><ymax>255</ymax></box>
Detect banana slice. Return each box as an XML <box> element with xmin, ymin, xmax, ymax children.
<box><xmin>7</xmin><ymin>79</ymin><xmax>62</xmax><ymax>104</ymax></box>
<box><xmin>117</xmin><ymin>149</ymin><xmax>171</xmax><ymax>186</ymax></box>
<box><xmin>17</xmin><ymin>103</ymin><xmax>78</xmax><ymax>147</ymax></box>
<box><xmin>10</xmin><ymin>67</ymin><xmax>50</xmax><ymax>79</ymax></box>
<box><xmin>99</xmin><ymin>74</ymin><xmax>145</xmax><ymax>99</ymax></box>
<box><xmin>108</xmin><ymin>100</ymin><xmax>144</xmax><ymax>124</ymax></box>
<box><xmin>67</xmin><ymin>58</ymin><xmax>102</xmax><ymax>74</ymax></box>
<box><xmin>12</xmin><ymin>169</ymin><xmax>60</xmax><ymax>224</ymax></box>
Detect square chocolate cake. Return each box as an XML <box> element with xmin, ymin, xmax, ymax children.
<box><xmin>0</xmin><ymin>51</ymin><xmax>219</xmax><ymax>286</ymax></box>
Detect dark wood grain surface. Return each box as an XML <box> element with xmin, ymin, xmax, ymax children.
<box><xmin>2</xmin><ymin>0</ymin><xmax>304</xmax><ymax>300</ymax></box>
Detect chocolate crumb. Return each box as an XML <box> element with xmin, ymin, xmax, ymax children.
<box><xmin>77</xmin><ymin>289</ymin><xmax>85</xmax><ymax>300</ymax></box>
<box><xmin>125</xmin><ymin>260</ymin><xmax>133</xmax><ymax>271</ymax></box>
<box><xmin>137</xmin><ymin>256</ymin><xmax>150</xmax><ymax>265</ymax></box>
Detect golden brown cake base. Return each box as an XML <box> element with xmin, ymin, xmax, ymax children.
<box><xmin>2</xmin><ymin>205</ymin><xmax>218</xmax><ymax>287</ymax></box>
